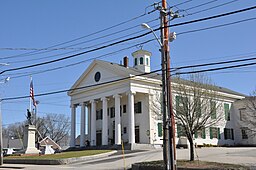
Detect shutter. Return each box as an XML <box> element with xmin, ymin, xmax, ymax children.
<box><xmin>194</xmin><ymin>131</ymin><xmax>198</xmax><ymax>139</ymax></box>
<box><xmin>224</xmin><ymin>103</ymin><xmax>229</xmax><ymax>120</ymax></box>
<box><xmin>210</xmin><ymin>127</ymin><xmax>213</xmax><ymax>139</ymax></box>
<box><xmin>231</xmin><ymin>129</ymin><xmax>234</xmax><ymax>140</ymax></box>
<box><xmin>224</xmin><ymin>128</ymin><xmax>227</xmax><ymax>140</ymax></box>
<box><xmin>158</xmin><ymin>123</ymin><xmax>163</xmax><ymax>137</ymax></box>
<box><xmin>202</xmin><ymin>128</ymin><xmax>206</xmax><ymax>139</ymax></box>
<box><xmin>218</xmin><ymin>128</ymin><xmax>221</xmax><ymax>139</ymax></box>
<box><xmin>177</xmin><ymin>124</ymin><xmax>181</xmax><ymax>137</ymax></box>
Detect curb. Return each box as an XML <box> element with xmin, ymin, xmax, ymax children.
<box><xmin>4</xmin><ymin>150</ymin><xmax>117</xmax><ymax>165</ymax></box>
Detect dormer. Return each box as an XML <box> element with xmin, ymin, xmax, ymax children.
<box><xmin>132</xmin><ymin>49</ymin><xmax>151</xmax><ymax>73</ymax></box>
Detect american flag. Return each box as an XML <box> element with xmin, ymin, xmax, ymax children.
<box><xmin>30</xmin><ymin>79</ymin><xmax>36</xmax><ymax>107</ymax></box>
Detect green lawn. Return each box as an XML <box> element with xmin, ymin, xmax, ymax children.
<box><xmin>5</xmin><ymin>150</ymin><xmax>112</xmax><ymax>160</ymax></box>
<box><xmin>139</xmin><ymin>160</ymin><xmax>249</xmax><ymax>170</ymax></box>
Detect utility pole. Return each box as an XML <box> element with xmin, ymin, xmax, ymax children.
<box><xmin>161</xmin><ymin>0</ymin><xmax>176</xmax><ymax>169</ymax></box>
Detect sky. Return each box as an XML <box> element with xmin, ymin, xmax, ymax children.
<box><xmin>0</xmin><ymin>0</ymin><xmax>256</xmax><ymax>132</ymax></box>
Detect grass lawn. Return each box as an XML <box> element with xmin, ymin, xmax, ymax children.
<box><xmin>5</xmin><ymin>150</ymin><xmax>112</xmax><ymax>160</ymax></box>
<box><xmin>139</xmin><ymin>160</ymin><xmax>249</xmax><ymax>170</ymax></box>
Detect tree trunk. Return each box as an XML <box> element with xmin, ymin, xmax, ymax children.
<box><xmin>188</xmin><ymin>137</ymin><xmax>194</xmax><ymax>161</ymax></box>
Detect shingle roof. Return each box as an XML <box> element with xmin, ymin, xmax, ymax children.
<box><xmin>95</xmin><ymin>59</ymin><xmax>246</xmax><ymax>97</ymax></box>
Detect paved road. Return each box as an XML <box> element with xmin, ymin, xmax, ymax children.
<box><xmin>0</xmin><ymin>147</ymin><xmax>255</xmax><ymax>170</ymax></box>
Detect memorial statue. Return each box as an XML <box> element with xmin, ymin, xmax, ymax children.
<box><xmin>26</xmin><ymin>109</ymin><xmax>32</xmax><ymax>125</ymax></box>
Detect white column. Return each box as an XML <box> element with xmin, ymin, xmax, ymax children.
<box><xmin>70</xmin><ymin>104</ymin><xmax>76</xmax><ymax>147</ymax></box>
<box><xmin>80</xmin><ymin>103</ymin><xmax>86</xmax><ymax>147</ymax></box>
<box><xmin>90</xmin><ymin>100</ymin><xmax>96</xmax><ymax>146</ymax></box>
<box><xmin>128</xmin><ymin>91</ymin><xmax>135</xmax><ymax>144</ymax></box>
<box><xmin>87</xmin><ymin>105</ymin><xmax>91</xmax><ymax>141</ymax></box>
<box><xmin>101</xmin><ymin>97</ymin><xmax>108</xmax><ymax>145</ymax></box>
<box><xmin>114</xmin><ymin>94</ymin><xmax>121</xmax><ymax>145</ymax></box>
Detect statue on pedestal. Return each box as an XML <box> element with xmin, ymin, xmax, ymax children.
<box><xmin>26</xmin><ymin>109</ymin><xmax>32</xmax><ymax>125</ymax></box>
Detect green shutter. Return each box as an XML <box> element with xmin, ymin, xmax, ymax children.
<box><xmin>194</xmin><ymin>131</ymin><xmax>198</xmax><ymax>138</ymax></box>
<box><xmin>218</xmin><ymin>128</ymin><xmax>221</xmax><ymax>139</ymax></box>
<box><xmin>224</xmin><ymin>103</ymin><xmax>230</xmax><ymax>121</ymax></box>
<box><xmin>177</xmin><ymin>124</ymin><xmax>181</xmax><ymax>137</ymax></box>
<box><xmin>202</xmin><ymin>128</ymin><xmax>206</xmax><ymax>139</ymax></box>
<box><xmin>158</xmin><ymin>123</ymin><xmax>163</xmax><ymax>137</ymax></box>
<box><xmin>210</xmin><ymin>127</ymin><xmax>213</xmax><ymax>139</ymax></box>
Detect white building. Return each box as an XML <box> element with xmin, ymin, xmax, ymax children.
<box><xmin>68</xmin><ymin>49</ymin><xmax>252</xmax><ymax>149</ymax></box>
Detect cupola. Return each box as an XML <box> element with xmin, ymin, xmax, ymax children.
<box><xmin>132</xmin><ymin>49</ymin><xmax>151</xmax><ymax>73</ymax></box>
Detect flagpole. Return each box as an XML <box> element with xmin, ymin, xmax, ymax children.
<box><xmin>30</xmin><ymin>76</ymin><xmax>32</xmax><ymax>113</ymax></box>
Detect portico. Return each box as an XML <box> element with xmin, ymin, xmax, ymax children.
<box><xmin>69</xmin><ymin>91</ymin><xmax>137</xmax><ymax>147</ymax></box>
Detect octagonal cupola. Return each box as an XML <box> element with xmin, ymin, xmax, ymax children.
<box><xmin>132</xmin><ymin>49</ymin><xmax>151</xmax><ymax>73</ymax></box>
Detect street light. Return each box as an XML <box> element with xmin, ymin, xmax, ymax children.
<box><xmin>142</xmin><ymin>22</ymin><xmax>177</xmax><ymax>170</ymax></box>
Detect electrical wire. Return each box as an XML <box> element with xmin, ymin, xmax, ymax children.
<box><xmin>5</xmin><ymin>39</ymin><xmax>155</xmax><ymax>79</ymax></box>
<box><xmin>1</xmin><ymin>5</ymin><xmax>255</xmax><ymax>75</ymax></box>
<box><xmin>177</xmin><ymin>17</ymin><xmax>256</xmax><ymax>35</ymax></box>
<box><xmin>187</xmin><ymin>0</ymin><xmax>239</xmax><ymax>16</ymax></box>
<box><xmin>0</xmin><ymin>10</ymin><xmax>157</xmax><ymax>60</ymax></box>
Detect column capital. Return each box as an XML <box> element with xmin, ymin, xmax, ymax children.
<box><xmin>101</xmin><ymin>97</ymin><xmax>109</xmax><ymax>101</ymax></box>
<box><xmin>90</xmin><ymin>99</ymin><xmax>96</xmax><ymax>104</ymax></box>
<box><xmin>126</xmin><ymin>91</ymin><xmax>136</xmax><ymax>96</ymax></box>
<box><xmin>113</xmin><ymin>94</ymin><xmax>122</xmax><ymax>99</ymax></box>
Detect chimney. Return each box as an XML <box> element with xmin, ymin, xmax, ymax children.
<box><xmin>123</xmin><ymin>56</ymin><xmax>128</xmax><ymax>68</ymax></box>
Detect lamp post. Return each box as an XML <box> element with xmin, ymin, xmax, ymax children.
<box><xmin>0</xmin><ymin>76</ymin><xmax>10</xmax><ymax>165</ymax></box>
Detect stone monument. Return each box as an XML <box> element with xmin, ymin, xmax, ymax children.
<box><xmin>22</xmin><ymin>110</ymin><xmax>40</xmax><ymax>154</ymax></box>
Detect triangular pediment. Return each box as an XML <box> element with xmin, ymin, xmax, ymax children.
<box><xmin>68</xmin><ymin>60</ymin><xmax>134</xmax><ymax>95</ymax></box>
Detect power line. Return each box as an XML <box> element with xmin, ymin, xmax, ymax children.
<box><xmin>0</xmin><ymin>9</ymin><xmax>157</xmax><ymax>60</ymax></box>
<box><xmin>7</xmin><ymin>15</ymin><xmax>256</xmax><ymax>78</ymax></box>
<box><xmin>185</xmin><ymin>0</ymin><xmax>219</xmax><ymax>11</ymax></box>
<box><xmin>187</xmin><ymin>0</ymin><xmax>239</xmax><ymax>16</ymax></box>
<box><xmin>1</xmin><ymin>5</ymin><xmax>256</xmax><ymax>75</ymax></box>
<box><xmin>172</xmin><ymin>61</ymin><xmax>256</xmax><ymax>75</ymax></box>
<box><xmin>177</xmin><ymin>17</ymin><xmax>256</xmax><ymax>35</ymax></box>
<box><xmin>5</xmin><ymin>39</ymin><xmax>155</xmax><ymax>79</ymax></box>
<box><xmin>1</xmin><ymin>69</ymin><xmax>162</xmax><ymax>101</ymax></box>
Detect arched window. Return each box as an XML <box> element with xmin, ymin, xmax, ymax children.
<box><xmin>140</xmin><ymin>57</ymin><xmax>143</xmax><ymax>65</ymax></box>
<box><xmin>146</xmin><ymin>58</ymin><xmax>149</xmax><ymax>65</ymax></box>
<box><xmin>134</xmin><ymin>58</ymin><xmax>137</xmax><ymax>66</ymax></box>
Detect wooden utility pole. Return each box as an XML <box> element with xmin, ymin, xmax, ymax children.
<box><xmin>161</xmin><ymin>0</ymin><xmax>177</xmax><ymax>169</ymax></box>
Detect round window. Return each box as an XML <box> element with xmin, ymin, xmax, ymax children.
<box><xmin>94</xmin><ymin>72</ymin><xmax>101</xmax><ymax>82</ymax></box>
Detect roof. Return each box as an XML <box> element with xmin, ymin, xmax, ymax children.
<box><xmin>70</xmin><ymin>59</ymin><xmax>246</xmax><ymax>98</ymax></box>
<box><xmin>99</xmin><ymin>59</ymin><xmax>246</xmax><ymax>97</ymax></box>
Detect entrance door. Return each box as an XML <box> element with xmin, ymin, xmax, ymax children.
<box><xmin>112</xmin><ymin>130</ymin><xmax>115</xmax><ymax>145</ymax></box>
<box><xmin>135</xmin><ymin>126</ymin><xmax>140</xmax><ymax>143</ymax></box>
<box><xmin>96</xmin><ymin>131</ymin><xmax>102</xmax><ymax>146</ymax></box>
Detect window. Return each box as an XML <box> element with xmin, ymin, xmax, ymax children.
<box><xmin>134</xmin><ymin>58</ymin><xmax>137</xmax><ymax>66</ymax></box>
<box><xmin>224</xmin><ymin>128</ymin><xmax>234</xmax><ymax>140</ymax></box>
<box><xmin>157</xmin><ymin>123</ymin><xmax>163</xmax><ymax>137</ymax></box>
<box><xmin>96</xmin><ymin>109</ymin><xmax>103</xmax><ymax>120</ymax></box>
<box><xmin>241</xmin><ymin>128</ymin><xmax>248</xmax><ymax>139</ymax></box>
<box><xmin>134</xmin><ymin>101</ymin><xmax>142</xmax><ymax>113</ymax></box>
<box><xmin>239</xmin><ymin>108</ymin><xmax>246</xmax><ymax>121</ymax></box>
<box><xmin>210</xmin><ymin>101</ymin><xmax>217</xmax><ymax>119</ymax></box>
<box><xmin>110</xmin><ymin>107</ymin><xmax>115</xmax><ymax>118</ymax></box>
<box><xmin>123</xmin><ymin>127</ymin><xmax>127</xmax><ymax>134</ymax></box>
<box><xmin>177</xmin><ymin>124</ymin><xmax>186</xmax><ymax>137</ymax></box>
<box><xmin>140</xmin><ymin>57</ymin><xmax>143</xmax><ymax>64</ymax></box>
<box><xmin>195</xmin><ymin>128</ymin><xmax>206</xmax><ymax>139</ymax></box>
<box><xmin>210</xmin><ymin>127</ymin><xmax>220</xmax><ymax>139</ymax></box>
<box><xmin>195</xmin><ymin>99</ymin><xmax>201</xmax><ymax>118</ymax></box>
<box><xmin>224</xmin><ymin>103</ymin><xmax>230</xmax><ymax>121</ymax></box>
<box><xmin>146</xmin><ymin>58</ymin><xmax>149</xmax><ymax>65</ymax></box>
<box><xmin>176</xmin><ymin>96</ymin><xmax>188</xmax><ymax>115</ymax></box>
<box><xmin>123</xmin><ymin>105</ymin><xmax>126</xmax><ymax>113</ymax></box>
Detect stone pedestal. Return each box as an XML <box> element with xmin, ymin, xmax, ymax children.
<box><xmin>23</xmin><ymin>125</ymin><xmax>40</xmax><ymax>154</ymax></box>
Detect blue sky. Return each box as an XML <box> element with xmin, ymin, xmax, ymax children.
<box><xmin>0</xmin><ymin>0</ymin><xmax>256</xmax><ymax>130</ymax></box>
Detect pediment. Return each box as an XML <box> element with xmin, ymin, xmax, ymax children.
<box><xmin>68</xmin><ymin>60</ymin><xmax>130</xmax><ymax>95</ymax></box>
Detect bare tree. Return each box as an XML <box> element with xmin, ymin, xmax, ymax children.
<box><xmin>241</xmin><ymin>91</ymin><xmax>256</xmax><ymax>136</ymax></box>
<box><xmin>36</xmin><ymin>113</ymin><xmax>71</xmax><ymax>143</ymax></box>
<box><xmin>4</xmin><ymin>113</ymin><xmax>70</xmax><ymax>145</ymax></box>
<box><xmin>173</xmin><ymin>74</ymin><xmax>223</xmax><ymax>161</ymax></box>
